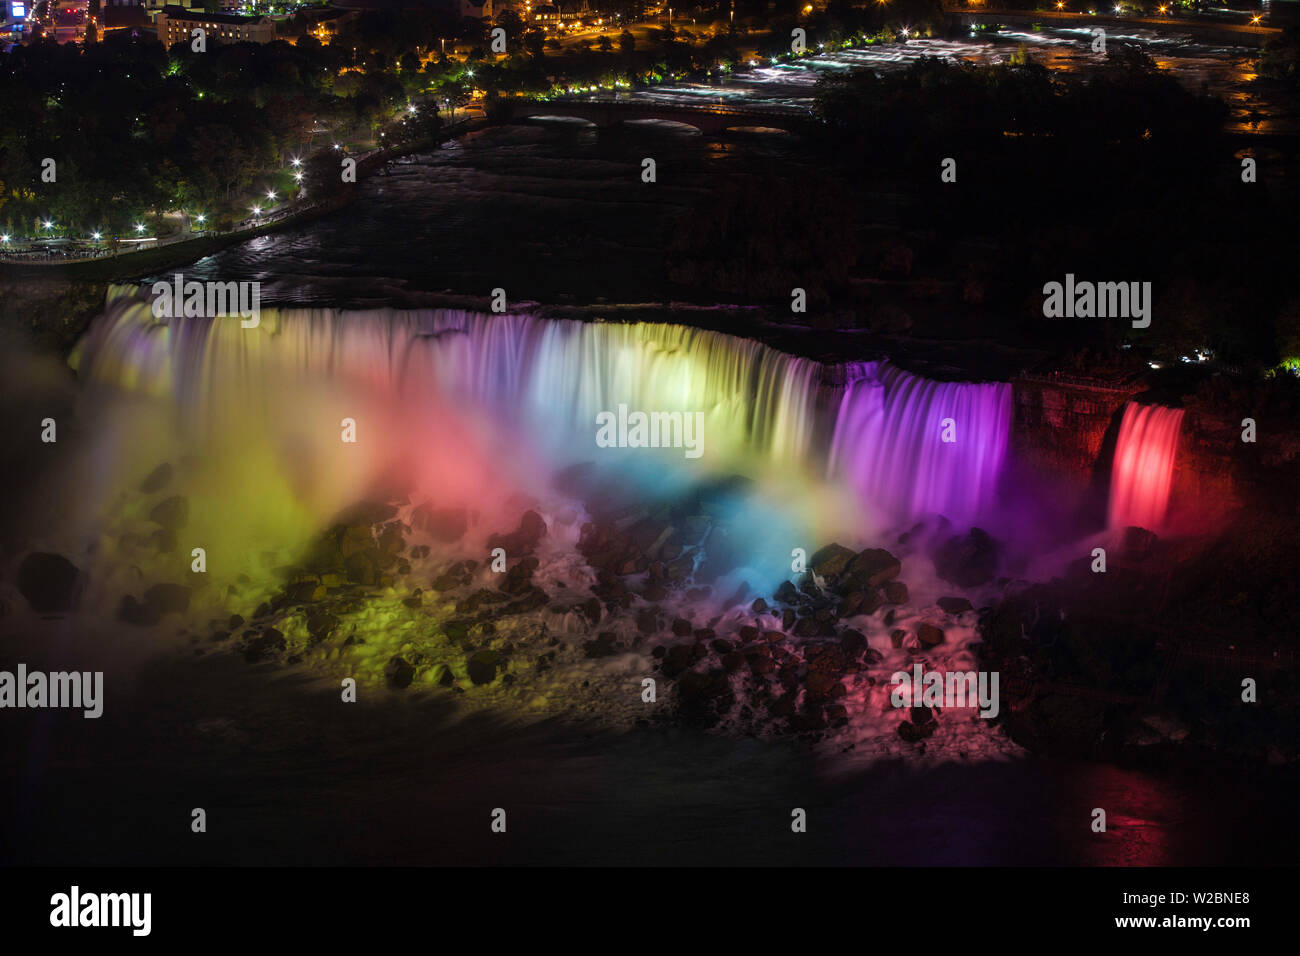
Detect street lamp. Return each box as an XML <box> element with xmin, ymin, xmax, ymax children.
<box><xmin>291</xmin><ymin>157</ymin><xmax>301</xmax><ymax>167</ymax></box>
<box><xmin>91</xmin><ymin>231</ymin><xmax>101</xmax><ymax>240</ymax></box>
<box><xmin>135</xmin><ymin>223</ymin><xmax>145</xmax><ymax>233</ymax></box>
<box><xmin>267</xmin><ymin>190</ymin><xmax>277</xmax><ymax>201</ymax></box>
<box><xmin>43</xmin><ymin>220</ymin><xmax>54</xmax><ymax>231</ymax></box>
<box><xmin>252</xmin><ymin>205</ymin><xmax>262</xmax><ymax>217</ymax></box>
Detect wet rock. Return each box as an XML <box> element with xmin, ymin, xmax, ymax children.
<box><xmin>693</xmin><ymin>627</ymin><xmax>716</xmax><ymax>642</ymax></box>
<box><xmin>413</xmin><ymin>505</ymin><xmax>468</xmax><ymax>543</ymax></box>
<box><xmin>344</xmin><ymin>550</ymin><xmax>379</xmax><ymax>586</ymax></box>
<box><xmin>287</xmin><ymin>580</ymin><xmax>326</xmax><ymax>603</ymax></box>
<box><xmin>884</xmin><ymin>580</ymin><xmax>909</xmax><ymax>604</ymax></box>
<box><xmin>636</xmin><ymin>608</ymin><xmax>660</xmax><ymax>634</ymax></box>
<box><xmin>17</xmin><ymin>552</ymin><xmax>80</xmax><ymax>613</ymax></box>
<box><xmin>1121</xmin><ymin>526</ymin><xmax>1158</xmax><ymax>562</ymax></box>
<box><xmin>890</xmin><ymin>628</ymin><xmax>908</xmax><ymax>648</ymax></box>
<box><xmin>722</xmin><ymin>652</ymin><xmax>746</xmax><ymax>672</ymax></box>
<box><xmin>488</xmin><ymin>510</ymin><xmax>548</xmax><ymax>556</ymax></box>
<box><xmin>377</xmin><ymin>522</ymin><xmax>405</xmax><ymax>556</ymax></box>
<box><xmin>763</xmin><ymin>630</ymin><xmax>786</xmax><ymax>643</ymax></box>
<box><xmin>500</xmin><ymin>557</ymin><xmax>540</xmax><ymax>596</ymax></box>
<box><xmin>467</xmin><ymin>650</ymin><xmax>499</xmax><ymax>685</ymax></box>
<box><xmin>750</xmin><ymin>597</ymin><xmax>768</xmax><ymax>614</ymax></box>
<box><xmin>662</xmin><ymin>644</ymin><xmax>697</xmax><ymax>678</ymax></box>
<box><xmin>897</xmin><ymin>719</ymin><xmax>937</xmax><ymax>742</ymax></box>
<box><xmin>916</xmin><ymin>622</ymin><xmax>945</xmax><ymax>646</ymax></box>
<box><xmin>792</xmin><ymin>616</ymin><xmax>820</xmax><ymax>638</ymax></box>
<box><xmin>671</xmin><ymin>617</ymin><xmax>693</xmax><ymax>637</ymax></box>
<box><xmin>774</xmin><ymin>580</ymin><xmax>800</xmax><ymax>605</ymax></box>
<box><xmin>806</xmin><ymin>643</ymin><xmax>850</xmax><ymax>675</ymax></box>
<box><xmin>782</xmin><ymin>608</ymin><xmax>796</xmax><ymax>631</ymax></box>
<box><xmin>838</xmin><ymin>591</ymin><xmax>867</xmax><ymax>617</ymax></box>
<box><xmin>306</xmin><ymin>609</ymin><xmax>338</xmax><ymax>642</ymax></box>
<box><xmin>809</xmin><ymin>543</ymin><xmax>856</xmax><ymax>578</ymax></box>
<box><xmin>933</xmin><ymin>528</ymin><xmax>1000</xmax><ymax>588</ymax></box>
<box><xmin>804</xmin><ymin>671</ymin><xmax>840</xmax><ymax>698</ymax></box>
<box><xmin>581</xmin><ymin>596</ymin><xmax>602</xmax><ymax>626</ymax></box>
<box><xmin>385</xmin><ymin>656</ymin><xmax>416</xmax><ymax>689</ymax></box>
<box><xmin>139</xmin><ymin>462</ymin><xmax>173</xmax><ymax>494</ymax></box>
<box><xmin>737</xmin><ymin>624</ymin><xmax>760</xmax><ymax>643</ymax></box>
<box><xmin>583</xmin><ymin>632</ymin><xmax>618</xmax><ymax>658</ymax></box>
<box><xmin>839</xmin><ymin>628</ymin><xmax>868</xmax><ymax>656</ymax></box>
<box><xmin>937</xmin><ymin>596</ymin><xmax>973</xmax><ymax>614</ymax></box>
<box><xmin>149</xmin><ymin>495</ymin><xmax>189</xmax><ymax>531</ymax></box>
<box><xmin>242</xmin><ymin>627</ymin><xmax>286</xmax><ymax>663</ymax></box>
<box><xmin>710</xmin><ymin>638</ymin><xmax>735</xmax><ymax>654</ymax></box>
<box><xmin>843</xmin><ymin>549</ymin><xmax>901</xmax><ymax>589</ymax></box>
<box><xmin>443</xmin><ymin>619</ymin><xmax>472</xmax><ymax>643</ymax></box>
<box><xmin>340</xmin><ymin>525</ymin><xmax>374</xmax><ymax>559</ymax></box>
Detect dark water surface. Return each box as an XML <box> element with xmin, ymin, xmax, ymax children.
<box><xmin>2</xmin><ymin>652</ymin><xmax>1293</xmax><ymax>866</ymax></box>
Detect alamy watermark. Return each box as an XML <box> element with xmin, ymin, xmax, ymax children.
<box><xmin>50</xmin><ymin>886</ymin><xmax>150</xmax><ymax>936</ymax></box>
<box><xmin>890</xmin><ymin>664</ymin><xmax>1000</xmax><ymax>718</ymax></box>
<box><xmin>595</xmin><ymin>404</ymin><xmax>705</xmax><ymax>459</ymax></box>
<box><xmin>1042</xmin><ymin>274</ymin><xmax>1151</xmax><ymax>329</ymax></box>
<box><xmin>152</xmin><ymin>273</ymin><xmax>261</xmax><ymax>328</ymax></box>
<box><xmin>0</xmin><ymin>665</ymin><xmax>103</xmax><ymax>718</ymax></box>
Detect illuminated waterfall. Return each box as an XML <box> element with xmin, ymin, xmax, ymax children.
<box><xmin>827</xmin><ymin>362</ymin><xmax>1012</xmax><ymax>526</ymax></box>
<box><xmin>1107</xmin><ymin>402</ymin><xmax>1184</xmax><ymax>531</ymax></box>
<box><xmin>72</xmin><ymin>290</ymin><xmax>1013</xmax><ymax>533</ymax></box>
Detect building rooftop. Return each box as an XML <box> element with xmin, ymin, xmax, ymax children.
<box><xmin>157</xmin><ymin>5</ymin><xmax>269</xmax><ymax>23</ymax></box>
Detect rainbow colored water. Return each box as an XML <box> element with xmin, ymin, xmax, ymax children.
<box><xmin>70</xmin><ymin>293</ymin><xmax>1016</xmax><ymax>552</ymax></box>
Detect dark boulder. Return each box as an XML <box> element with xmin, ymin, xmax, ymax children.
<box><xmin>17</xmin><ymin>553</ymin><xmax>80</xmax><ymax>613</ymax></box>
<box><xmin>933</xmin><ymin>528</ymin><xmax>1000</xmax><ymax>588</ymax></box>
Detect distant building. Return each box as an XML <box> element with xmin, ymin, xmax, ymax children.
<box><xmin>155</xmin><ymin>5</ymin><xmax>275</xmax><ymax>45</ymax></box>
<box><xmin>143</xmin><ymin>0</ymin><xmax>240</xmax><ymax>15</ymax></box>
<box><xmin>460</xmin><ymin>0</ymin><xmax>493</xmax><ymax>19</ymax></box>
<box><xmin>300</xmin><ymin>6</ymin><xmax>357</xmax><ymax>44</ymax></box>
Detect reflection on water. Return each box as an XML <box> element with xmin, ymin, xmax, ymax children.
<box><xmin>618</xmin><ymin>27</ymin><xmax>1285</xmax><ymax>135</ymax></box>
<box><xmin>3</xmin><ymin>649</ymin><xmax>1294</xmax><ymax>865</ymax></box>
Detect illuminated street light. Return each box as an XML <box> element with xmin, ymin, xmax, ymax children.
<box><xmin>1251</xmin><ymin>13</ymin><xmax>1261</xmax><ymax>23</ymax></box>
<box><xmin>91</xmin><ymin>231</ymin><xmax>101</xmax><ymax>240</ymax></box>
<box><xmin>252</xmin><ymin>205</ymin><xmax>262</xmax><ymax>216</ymax></box>
<box><xmin>43</xmin><ymin>220</ymin><xmax>54</xmax><ymax>230</ymax></box>
<box><xmin>267</xmin><ymin>190</ymin><xmax>277</xmax><ymax>200</ymax></box>
<box><xmin>195</xmin><ymin>214</ymin><xmax>206</xmax><ymax>224</ymax></box>
<box><xmin>291</xmin><ymin>157</ymin><xmax>302</xmax><ymax>168</ymax></box>
<box><xmin>135</xmin><ymin>223</ymin><xmax>145</xmax><ymax>233</ymax></box>
<box><xmin>0</xmin><ymin>235</ymin><xmax>9</xmax><ymax>243</ymax></box>
<box><xmin>294</xmin><ymin>171</ymin><xmax>303</xmax><ymax>182</ymax></box>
